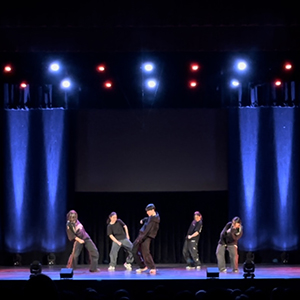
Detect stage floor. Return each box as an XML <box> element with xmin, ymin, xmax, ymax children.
<box><xmin>1</xmin><ymin>264</ymin><xmax>300</xmax><ymax>281</ymax></box>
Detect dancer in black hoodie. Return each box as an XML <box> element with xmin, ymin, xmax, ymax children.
<box><xmin>132</xmin><ymin>203</ymin><xmax>160</xmax><ymax>275</ymax></box>
<box><xmin>216</xmin><ymin>216</ymin><xmax>243</xmax><ymax>273</ymax></box>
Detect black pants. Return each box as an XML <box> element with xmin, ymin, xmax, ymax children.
<box><xmin>216</xmin><ymin>244</ymin><xmax>239</xmax><ymax>271</ymax></box>
<box><xmin>182</xmin><ymin>239</ymin><xmax>201</xmax><ymax>267</ymax></box>
<box><xmin>132</xmin><ymin>236</ymin><xmax>155</xmax><ymax>269</ymax></box>
<box><xmin>67</xmin><ymin>238</ymin><xmax>99</xmax><ymax>271</ymax></box>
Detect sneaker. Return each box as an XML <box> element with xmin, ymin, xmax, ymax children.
<box><xmin>196</xmin><ymin>266</ymin><xmax>201</xmax><ymax>270</ymax></box>
<box><xmin>108</xmin><ymin>266</ymin><xmax>115</xmax><ymax>271</ymax></box>
<box><xmin>186</xmin><ymin>266</ymin><xmax>195</xmax><ymax>270</ymax></box>
<box><xmin>149</xmin><ymin>269</ymin><xmax>157</xmax><ymax>275</ymax></box>
<box><xmin>124</xmin><ymin>263</ymin><xmax>132</xmax><ymax>271</ymax></box>
<box><xmin>136</xmin><ymin>267</ymin><xmax>148</xmax><ymax>273</ymax></box>
<box><xmin>89</xmin><ymin>268</ymin><xmax>100</xmax><ymax>272</ymax></box>
<box><xmin>220</xmin><ymin>268</ymin><xmax>227</xmax><ymax>273</ymax></box>
<box><xmin>233</xmin><ymin>269</ymin><xmax>239</xmax><ymax>273</ymax></box>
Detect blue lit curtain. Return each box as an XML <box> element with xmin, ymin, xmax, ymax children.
<box><xmin>2</xmin><ymin>109</ymin><xmax>68</xmax><ymax>253</ymax></box>
<box><xmin>229</xmin><ymin>107</ymin><xmax>300</xmax><ymax>252</ymax></box>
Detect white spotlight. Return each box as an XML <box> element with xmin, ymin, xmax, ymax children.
<box><xmin>231</xmin><ymin>79</ymin><xmax>240</xmax><ymax>87</ymax></box>
<box><xmin>237</xmin><ymin>61</ymin><xmax>247</xmax><ymax>71</ymax></box>
<box><xmin>49</xmin><ymin>63</ymin><xmax>60</xmax><ymax>72</ymax></box>
<box><xmin>61</xmin><ymin>79</ymin><xmax>71</xmax><ymax>89</ymax></box>
<box><xmin>143</xmin><ymin>63</ymin><xmax>154</xmax><ymax>72</ymax></box>
<box><xmin>146</xmin><ymin>79</ymin><xmax>157</xmax><ymax>88</ymax></box>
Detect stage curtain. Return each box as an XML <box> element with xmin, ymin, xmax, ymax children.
<box><xmin>0</xmin><ymin>109</ymin><xmax>70</xmax><ymax>258</ymax></box>
<box><xmin>228</xmin><ymin>107</ymin><xmax>300</xmax><ymax>254</ymax></box>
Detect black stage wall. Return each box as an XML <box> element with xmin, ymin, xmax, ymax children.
<box><xmin>75</xmin><ymin>109</ymin><xmax>228</xmax><ymax>192</ymax></box>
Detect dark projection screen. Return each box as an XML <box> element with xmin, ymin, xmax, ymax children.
<box><xmin>75</xmin><ymin>109</ymin><xmax>228</xmax><ymax>192</ymax></box>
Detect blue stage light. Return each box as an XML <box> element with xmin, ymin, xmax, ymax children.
<box><xmin>238</xmin><ymin>109</ymin><xmax>259</xmax><ymax>251</ymax></box>
<box><xmin>231</xmin><ymin>79</ymin><xmax>240</xmax><ymax>87</ymax></box>
<box><xmin>143</xmin><ymin>63</ymin><xmax>154</xmax><ymax>72</ymax></box>
<box><xmin>41</xmin><ymin>110</ymin><xmax>66</xmax><ymax>252</ymax></box>
<box><xmin>61</xmin><ymin>79</ymin><xmax>71</xmax><ymax>89</ymax></box>
<box><xmin>6</xmin><ymin>111</ymin><xmax>31</xmax><ymax>252</ymax></box>
<box><xmin>273</xmin><ymin>108</ymin><xmax>298</xmax><ymax>251</ymax></box>
<box><xmin>236</xmin><ymin>60</ymin><xmax>247</xmax><ymax>71</ymax></box>
<box><xmin>49</xmin><ymin>63</ymin><xmax>60</xmax><ymax>72</ymax></box>
<box><xmin>146</xmin><ymin>79</ymin><xmax>157</xmax><ymax>88</ymax></box>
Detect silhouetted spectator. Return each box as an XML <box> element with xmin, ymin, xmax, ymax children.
<box><xmin>113</xmin><ymin>289</ymin><xmax>131</xmax><ymax>300</ymax></box>
<box><xmin>175</xmin><ymin>290</ymin><xmax>194</xmax><ymax>300</ymax></box>
<box><xmin>22</xmin><ymin>273</ymin><xmax>59</xmax><ymax>300</ymax></box>
<box><xmin>271</xmin><ymin>287</ymin><xmax>286</xmax><ymax>300</ymax></box>
<box><xmin>230</xmin><ymin>289</ymin><xmax>242</xmax><ymax>300</ymax></box>
<box><xmin>60</xmin><ymin>290</ymin><xmax>80</xmax><ymax>300</ymax></box>
<box><xmin>195</xmin><ymin>289</ymin><xmax>207</xmax><ymax>300</ymax></box>
<box><xmin>206</xmin><ymin>288</ymin><xmax>232</xmax><ymax>300</ymax></box>
<box><xmin>83</xmin><ymin>287</ymin><xmax>101</xmax><ymax>300</ymax></box>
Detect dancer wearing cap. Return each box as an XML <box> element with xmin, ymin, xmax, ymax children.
<box><xmin>216</xmin><ymin>216</ymin><xmax>243</xmax><ymax>273</ymax></box>
<box><xmin>183</xmin><ymin>211</ymin><xmax>203</xmax><ymax>270</ymax></box>
<box><xmin>132</xmin><ymin>203</ymin><xmax>160</xmax><ymax>275</ymax></box>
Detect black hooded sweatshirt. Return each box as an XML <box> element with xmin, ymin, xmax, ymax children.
<box><xmin>218</xmin><ymin>221</ymin><xmax>243</xmax><ymax>246</ymax></box>
<box><xmin>139</xmin><ymin>212</ymin><xmax>160</xmax><ymax>240</ymax></box>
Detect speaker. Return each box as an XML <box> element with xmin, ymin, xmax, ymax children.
<box><xmin>60</xmin><ymin>268</ymin><xmax>73</xmax><ymax>279</ymax></box>
<box><xmin>206</xmin><ymin>267</ymin><xmax>219</xmax><ymax>278</ymax></box>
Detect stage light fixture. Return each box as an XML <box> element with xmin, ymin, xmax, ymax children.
<box><xmin>243</xmin><ymin>252</ymin><xmax>255</xmax><ymax>279</ymax></box>
<box><xmin>61</xmin><ymin>79</ymin><xmax>71</xmax><ymax>89</ymax></box>
<box><xmin>4</xmin><ymin>65</ymin><xmax>12</xmax><ymax>73</ymax></box>
<box><xmin>13</xmin><ymin>253</ymin><xmax>22</xmax><ymax>266</ymax></box>
<box><xmin>284</xmin><ymin>63</ymin><xmax>292</xmax><ymax>70</ymax></box>
<box><xmin>189</xmin><ymin>80</ymin><xmax>197</xmax><ymax>88</ymax></box>
<box><xmin>60</xmin><ymin>268</ymin><xmax>73</xmax><ymax>279</ymax></box>
<box><xmin>49</xmin><ymin>63</ymin><xmax>60</xmax><ymax>72</ymax></box>
<box><xmin>143</xmin><ymin>63</ymin><xmax>154</xmax><ymax>72</ymax></box>
<box><xmin>275</xmin><ymin>80</ymin><xmax>282</xmax><ymax>87</ymax></box>
<box><xmin>20</xmin><ymin>82</ymin><xmax>27</xmax><ymax>88</ymax></box>
<box><xmin>281</xmin><ymin>252</ymin><xmax>289</xmax><ymax>264</ymax></box>
<box><xmin>190</xmin><ymin>63</ymin><xmax>199</xmax><ymax>71</ymax></box>
<box><xmin>231</xmin><ymin>79</ymin><xmax>240</xmax><ymax>87</ymax></box>
<box><xmin>104</xmin><ymin>81</ymin><xmax>112</xmax><ymax>88</ymax></box>
<box><xmin>30</xmin><ymin>260</ymin><xmax>42</xmax><ymax>277</ymax></box>
<box><xmin>97</xmin><ymin>65</ymin><xmax>105</xmax><ymax>72</ymax></box>
<box><xmin>146</xmin><ymin>79</ymin><xmax>157</xmax><ymax>88</ymax></box>
<box><xmin>47</xmin><ymin>253</ymin><xmax>56</xmax><ymax>265</ymax></box>
<box><xmin>236</xmin><ymin>60</ymin><xmax>247</xmax><ymax>71</ymax></box>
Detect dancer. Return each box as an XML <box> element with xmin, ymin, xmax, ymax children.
<box><xmin>107</xmin><ymin>212</ymin><xmax>134</xmax><ymax>271</ymax></box>
<box><xmin>66</xmin><ymin>210</ymin><xmax>100</xmax><ymax>272</ymax></box>
<box><xmin>132</xmin><ymin>203</ymin><xmax>160</xmax><ymax>275</ymax></box>
<box><xmin>183</xmin><ymin>211</ymin><xmax>203</xmax><ymax>270</ymax></box>
<box><xmin>216</xmin><ymin>216</ymin><xmax>243</xmax><ymax>273</ymax></box>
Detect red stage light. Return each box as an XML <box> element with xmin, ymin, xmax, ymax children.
<box><xmin>104</xmin><ymin>81</ymin><xmax>112</xmax><ymax>88</ymax></box>
<box><xmin>20</xmin><ymin>82</ymin><xmax>27</xmax><ymax>88</ymax></box>
<box><xmin>284</xmin><ymin>63</ymin><xmax>292</xmax><ymax>70</ymax></box>
<box><xmin>189</xmin><ymin>81</ymin><xmax>197</xmax><ymax>88</ymax></box>
<box><xmin>97</xmin><ymin>65</ymin><xmax>105</xmax><ymax>72</ymax></box>
<box><xmin>4</xmin><ymin>65</ymin><xmax>12</xmax><ymax>72</ymax></box>
<box><xmin>190</xmin><ymin>64</ymin><xmax>199</xmax><ymax>71</ymax></box>
<box><xmin>275</xmin><ymin>80</ymin><xmax>282</xmax><ymax>87</ymax></box>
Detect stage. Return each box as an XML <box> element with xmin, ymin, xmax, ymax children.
<box><xmin>1</xmin><ymin>264</ymin><xmax>300</xmax><ymax>296</ymax></box>
<box><xmin>1</xmin><ymin>264</ymin><xmax>300</xmax><ymax>280</ymax></box>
